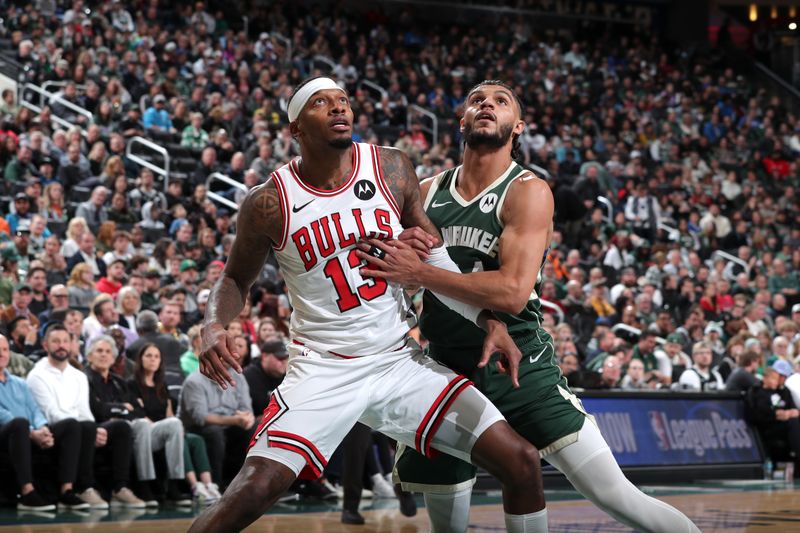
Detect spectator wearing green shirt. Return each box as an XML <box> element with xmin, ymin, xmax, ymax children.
<box><xmin>632</xmin><ymin>331</ymin><xmax>671</xmax><ymax>386</ymax></box>
<box><xmin>180</xmin><ymin>325</ymin><xmax>203</xmax><ymax>377</ymax></box>
<box><xmin>181</xmin><ymin>113</ymin><xmax>209</xmax><ymax>151</ymax></box>
<box><xmin>768</xmin><ymin>259</ymin><xmax>799</xmax><ymax>297</ymax></box>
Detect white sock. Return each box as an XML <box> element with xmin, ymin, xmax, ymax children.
<box><xmin>505</xmin><ymin>508</ymin><xmax>548</xmax><ymax>533</ymax></box>
<box><xmin>424</xmin><ymin>488</ymin><xmax>472</xmax><ymax>533</ymax></box>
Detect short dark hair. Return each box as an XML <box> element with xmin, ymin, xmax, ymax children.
<box><xmin>92</xmin><ymin>299</ymin><xmax>112</xmax><ymax>317</ymax></box>
<box><xmin>44</xmin><ymin>322</ymin><xmax>68</xmax><ymax>340</ymax></box>
<box><xmin>25</xmin><ymin>266</ymin><xmax>46</xmax><ymax>279</ymax></box>
<box><xmin>639</xmin><ymin>331</ymin><xmax>657</xmax><ymax>341</ymax></box>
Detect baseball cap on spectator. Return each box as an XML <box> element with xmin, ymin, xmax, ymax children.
<box><xmin>208</xmin><ymin>260</ymin><xmax>225</xmax><ymax>269</ymax></box>
<box><xmin>772</xmin><ymin>360</ymin><xmax>793</xmax><ymax>378</ymax></box>
<box><xmin>15</xmin><ymin>283</ymin><xmax>32</xmax><ymax>293</ymax></box>
<box><xmin>666</xmin><ymin>333</ymin><xmax>684</xmax><ymax>345</ymax></box>
<box><xmin>0</xmin><ymin>248</ymin><xmax>21</xmax><ymax>262</ymax></box>
<box><xmin>704</xmin><ymin>323</ymin><xmax>723</xmax><ymax>336</ymax></box>
<box><xmin>630</xmin><ymin>150</ymin><xmax>642</xmax><ymax>159</ymax></box>
<box><xmin>792</xmin><ymin>304</ymin><xmax>800</xmax><ymax>315</ymax></box>
<box><xmin>154</xmin><ymin>94</ymin><xmax>166</xmax><ymax>104</ymax></box>
<box><xmin>261</xmin><ymin>340</ymin><xmax>289</xmax><ymax>359</ymax></box>
<box><xmin>145</xmin><ymin>269</ymin><xmax>161</xmax><ymax>279</ymax></box>
<box><xmin>197</xmin><ymin>289</ymin><xmax>211</xmax><ymax>305</ymax></box>
<box><xmin>180</xmin><ymin>259</ymin><xmax>198</xmax><ymax>272</ymax></box>
<box><xmin>164</xmin><ymin>42</ymin><xmax>177</xmax><ymax>53</ymax></box>
<box><xmin>14</xmin><ymin>192</ymin><xmax>29</xmax><ymax>202</ymax></box>
<box><xmin>217</xmin><ymin>208</ymin><xmax>230</xmax><ymax>218</ymax></box>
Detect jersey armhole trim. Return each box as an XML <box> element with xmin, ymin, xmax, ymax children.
<box><xmin>494</xmin><ymin>170</ymin><xmax>534</xmax><ymax>228</ymax></box>
<box><xmin>372</xmin><ymin>145</ymin><xmax>402</xmax><ymax>220</ymax></box>
<box><xmin>271</xmin><ymin>171</ymin><xmax>290</xmax><ymax>251</ymax></box>
<box><xmin>422</xmin><ymin>173</ymin><xmax>444</xmax><ymax>210</ymax></box>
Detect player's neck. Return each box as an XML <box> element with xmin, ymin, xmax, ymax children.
<box><xmin>459</xmin><ymin>147</ymin><xmax>513</xmax><ymax>196</ymax></box>
<box><xmin>297</xmin><ymin>143</ymin><xmax>354</xmax><ymax>190</ymax></box>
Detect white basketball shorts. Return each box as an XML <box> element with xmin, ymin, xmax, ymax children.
<box><xmin>247</xmin><ymin>338</ymin><xmax>504</xmax><ymax>479</ymax></box>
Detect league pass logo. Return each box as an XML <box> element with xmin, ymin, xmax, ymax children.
<box><xmin>354</xmin><ymin>179</ymin><xmax>376</xmax><ymax>200</ymax></box>
<box><xmin>479</xmin><ymin>193</ymin><xmax>498</xmax><ymax>213</ymax></box>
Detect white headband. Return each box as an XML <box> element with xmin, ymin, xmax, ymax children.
<box><xmin>287</xmin><ymin>77</ymin><xmax>345</xmax><ymax>123</ymax></box>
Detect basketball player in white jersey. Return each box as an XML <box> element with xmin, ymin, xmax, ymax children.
<box><xmin>188</xmin><ymin>77</ymin><xmax>549</xmax><ymax>532</ymax></box>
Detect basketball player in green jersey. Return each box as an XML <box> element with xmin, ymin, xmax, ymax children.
<box><xmin>358</xmin><ymin>81</ymin><xmax>700</xmax><ymax>533</ymax></box>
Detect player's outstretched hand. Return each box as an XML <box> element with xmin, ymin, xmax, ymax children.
<box><xmin>199</xmin><ymin>323</ymin><xmax>242</xmax><ymax>390</ymax></box>
<box><xmin>397</xmin><ymin>227</ymin><xmax>436</xmax><ymax>259</ymax></box>
<box><xmin>479</xmin><ymin>320</ymin><xmax>521</xmax><ymax>388</ymax></box>
<box><xmin>356</xmin><ymin>238</ymin><xmax>423</xmax><ymax>286</ymax></box>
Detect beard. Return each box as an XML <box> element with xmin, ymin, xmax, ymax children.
<box><xmin>464</xmin><ymin>120</ymin><xmax>514</xmax><ymax>151</ymax></box>
<box><xmin>49</xmin><ymin>348</ymin><xmax>69</xmax><ymax>362</ymax></box>
<box><xmin>328</xmin><ymin>136</ymin><xmax>353</xmax><ymax>149</ymax></box>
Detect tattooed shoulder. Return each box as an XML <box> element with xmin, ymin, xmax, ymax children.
<box><xmin>377</xmin><ymin>146</ymin><xmax>419</xmax><ymax>213</ymax></box>
<box><xmin>239</xmin><ymin>180</ymin><xmax>284</xmax><ymax>245</ymax></box>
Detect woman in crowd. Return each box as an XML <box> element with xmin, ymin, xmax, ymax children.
<box><xmin>129</xmin><ymin>343</ymin><xmax>221</xmax><ymax>505</ymax></box>
<box><xmin>60</xmin><ymin>217</ymin><xmax>88</xmax><ymax>258</ymax></box>
<box><xmin>66</xmin><ymin>263</ymin><xmax>98</xmax><ymax>313</ymax></box>
<box><xmin>40</xmin><ymin>182</ymin><xmax>67</xmax><ymax>222</ymax></box>
<box><xmin>116</xmin><ymin>286</ymin><xmax>140</xmax><ymax>331</ymax></box>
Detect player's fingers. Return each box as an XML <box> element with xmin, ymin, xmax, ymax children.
<box><xmin>398</xmin><ymin>227</ymin><xmax>436</xmax><ymax>248</ymax></box>
<box><xmin>354</xmin><ymin>249</ymin><xmax>389</xmax><ymax>268</ymax></box>
<box><xmin>223</xmin><ymin>335</ymin><xmax>243</xmax><ymax>374</ymax></box>
<box><xmin>509</xmin><ymin>357</ymin><xmax>520</xmax><ymax>389</ymax></box>
<box><xmin>359</xmin><ymin>267</ymin><xmax>396</xmax><ymax>281</ymax></box>
<box><xmin>207</xmin><ymin>351</ymin><xmax>233</xmax><ymax>389</ymax></box>
<box><xmin>478</xmin><ymin>343</ymin><xmax>493</xmax><ymax>368</ymax></box>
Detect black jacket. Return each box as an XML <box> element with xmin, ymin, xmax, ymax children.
<box><xmin>85</xmin><ymin>367</ymin><xmax>143</xmax><ymax>423</ymax></box>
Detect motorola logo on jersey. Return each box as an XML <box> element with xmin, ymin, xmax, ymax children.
<box><xmin>354</xmin><ymin>180</ymin><xmax>376</xmax><ymax>200</ymax></box>
<box><xmin>479</xmin><ymin>193</ymin><xmax>498</xmax><ymax>213</ymax></box>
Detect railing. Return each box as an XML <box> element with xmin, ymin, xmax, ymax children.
<box><xmin>611</xmin><ymin>323</ymin><xmax>666</xmax><ymax>346</ymax></box>
<box><xmin>540</xmin><ymin>300</ymin><xmax>564</xmax><ymax>324</ymax></box>
<box><xmin>407</xmin><ymin>104</ymin><xmax>439</xmax><ymax>147</ymax></box>
<box><xmin>311</xmin><ymin>55</ymin><xmax>336</xmax><ymax>73</ymax></box>
<box><xmin>597</xmin><ymin>196</ymin><xmax>613</xmax><ymax>224</ymax></box>
<box><xmin>206</xmin><ymin>172</ymin><xmax>245</xmax><ymax>211</ymax></box>
<box><xmin>125</xmin><ymin>136</ymin><xmax>170</xmax><ymax>191</ymax></box>
<box><xmin>711</xmin><ymin>250</ymin><xmax>749</xmax><ymax>277</ymax></box>
<box><xmin>41</xmin><ymin>80</ymin><xmax>87</xmax><ymax>98</ymax></box>
<box><xmin>358</xmin><ymin>79</ymin><xmax>388</xmax><ymax>100</ymax></box>
<box><xmin>19</xmin><ymin>83</ymin><xmax>92</xmax><ymax>135</ymax></box>
<box><xmin>754</xmin><ymin>61</ymin><xmax>800</xmax><ymax>114</ymax></box>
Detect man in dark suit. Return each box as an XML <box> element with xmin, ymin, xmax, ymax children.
<box><xmin>66</xmin><ymin>232</ymin><xmax>107</xmax><ymax>279</ymax></box>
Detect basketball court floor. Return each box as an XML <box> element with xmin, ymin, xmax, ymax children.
<box><xmin>0</xmin><ymin>479</ymin><xmax>797</xmax><ymax>532</ymax></box>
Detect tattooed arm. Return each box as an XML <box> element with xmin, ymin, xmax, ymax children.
<box><xmin>200</xmin><ymin>181</ymin><xmax>283</xmax><ymax>389</ymax></box>
<box><xmin>377</xmin><ymin>147</ymin><xmax>444</xmax><ymax>246</ymax></box>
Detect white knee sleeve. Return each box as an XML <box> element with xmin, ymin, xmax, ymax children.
<box><xmin>424</xmin><ymin>487</ymin><xmax>472</xmax><ymax>533</ymax></box>
<box><xmin>546</xmin><ymin>418</ymin><xmax>700</xmax><ymax>533</ymax></box>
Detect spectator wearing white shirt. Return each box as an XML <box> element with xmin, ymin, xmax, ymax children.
<box><xmin>677</xmin><ymin>341</ymin><xmax>724</xmax><ymax>391</ymax></box>
<box><xmin>26</xmin><ymin>324</ymin><xmax>108</xmax><ymax>509</ymax></box>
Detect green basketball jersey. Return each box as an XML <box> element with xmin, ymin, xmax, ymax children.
<box><xmin>419</xmin><ymin>161</ymin><xmax>546</xmax><ymax>372</ymax></box>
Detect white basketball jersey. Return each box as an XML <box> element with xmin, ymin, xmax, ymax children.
<box><xmin>270</xmin><ymin>143</ymin><xmax>412</xmax><ymax>357</ymax></box>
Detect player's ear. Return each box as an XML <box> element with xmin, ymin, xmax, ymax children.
<box><xmin>459</xmin><ymin>116</ymin><xmax>465</xmax><ymax>133</ymax></box>
<box><xmin>513</xmin><ymin>119</ymin><xmax>525</xmax><ymax>136</ymax></box>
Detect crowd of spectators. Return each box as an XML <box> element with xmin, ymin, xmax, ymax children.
<box><xmin>0</xmin><ymin>0</ymin><xmax>799</xmax><ymax>509</ymax></box>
